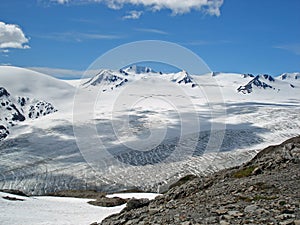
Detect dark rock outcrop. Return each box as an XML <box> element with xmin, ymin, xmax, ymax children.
<box><xmin>0</xmin><ymin>125</ymin><xmax>9</xmax><ymax>141</ymax></box>
<box><xmin>88</xmin><ymin>197</ymin><xmax>128</xmax><ymax>207</ymax></box>
<box><xmin>0</xmin><ymin>87</ymin><xmax>57</xmax><ymax>141</ymax></box>
<box><xmin>122</xmin><ymin>198</ymin><xmax>150</xmax><ymax>212</ymax></box>
<box><xmin>237</xmin><ymin>75</ymin><xmax>275</xmax><ymax>94</ymax></box>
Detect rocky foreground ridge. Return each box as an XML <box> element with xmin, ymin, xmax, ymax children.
<box><xmin>100</xmin><ymin>136</ymin><xmax>300</xmax><ymax>225</ymax></box>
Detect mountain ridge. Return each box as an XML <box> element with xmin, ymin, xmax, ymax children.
<box><xmin>100</xmin><ymin>135</ymin><xmax>300</xmax><ymax>225</ymax></box>
<box><xmin>79</xmin><ymin>66</ymin><xmax>299</xmax><ymax>95</ymax></box>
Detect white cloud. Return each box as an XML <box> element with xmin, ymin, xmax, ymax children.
<box><xmin>28</xmin><ymin>67</ymin><xmax>100</xmax><ymax>79</ymax></box>
<box><xmin>136</xmin><ymin>28</ymin><xmax>168</xmax><ymax>35</ymax></box>
<box><xmin>53</xmin><ymin>0</ymin><xmax>69</xmax><ymax>3</ymax></box>
<box><xmin>0</xmin><ymin>63</ymin><xmax>11</xmax><ymax>66</ymax></box>
<box><xmin>53</xmin><ymin>0</ymin><xmax>224</xmax><ymax>16</ymax></box>
<box><xmin>274</xmin><ymin>44</ymin><xmax>300</xmax><ymax>56</ymax></box>
<box><xmin>1</xmin><ymin>49</ymin><xmax>10</xmax><ymax>53</ymax></box>
<box><xmin>123</xmin><ymin>10</ymin><xmax>143</xmax><ymax>20</ymax></box>
<box><xmin>0</xmin><ymin>21</ymin><xmax>30</xmax><ymax>49</ymax></box>
<box><xmin>183</xmin><ymin>39</ymin><xmax>232</xmax><ymax>46</ymax></box>
<box><xmin>36</xmin><ymin>32</ymin><xmax>121</xmax><ymax>42</ymax></box>
<box><xmin>79</xmin><ymin>32</ymin><xmax>120</xmax><ymax>39</ymax></box>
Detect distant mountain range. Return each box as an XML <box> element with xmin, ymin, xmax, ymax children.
<box><xmin>81</xmin><ymin>67</ymin><xmax>198</xmax><ymax>91</ymax></box>
<box><xmin>81</xmin><ymin>66</ymin><xmax>299</xmax><ymax>94</ymax></box>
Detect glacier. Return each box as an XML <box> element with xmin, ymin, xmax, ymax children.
<box><xmin>0</xmin><ymin>66</ymin><xmax>299</xmax><ymax>195</ymax></box>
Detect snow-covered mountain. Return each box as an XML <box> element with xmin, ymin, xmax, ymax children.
<box><xmin>82</xmin><ymin>66</ymin><xmax>198</xmax><ymax>91</ymax></box>
<box><xmin>161</xmin><ymin>70</ymin><xmax>198</xmax><ymax>87</ymax></box>
<box><xmin>236</xmin><ymin>73</ymin><xmax>299</xmax><ymax>94</ymax></box>
<box><xmin>120</xmin><ymin>65</ymin><xmax>156</xmax><ymax>75</ymax></box>
<box><xmin>81</xmin><ymin>66</ymin><xmax>298</xmax><ymax>95</ymax></box>
<box><xmin>237</xmin><ymin>75</ymin><xmax>276</xmax><ymax>94</ymax></box>
<box><xmin>0</xmin><ymin>66</ymin><xmax>75</xmax><ymax>141</ymax></box>
<box><xmin>82</xmin><ymin>69</ymin><xmax>128</xmax><ymax>91</ymax></box>
<box><xmin>0</xmin><ymin>65</ymin><xmax>299</xmax><ymax>195</ymax></box>
<box><xmin>279</xmin><ymin>72</ymin><xmax>300</xmax><ymax>81</ymax></box>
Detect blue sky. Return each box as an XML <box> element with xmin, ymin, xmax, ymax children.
<box><xmin>0</xmin><ymin>0</ymin><xmax>299</xmax><ymax>78</ymax></box>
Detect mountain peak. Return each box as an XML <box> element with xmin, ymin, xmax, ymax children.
<box><xmin>121</xmin><ymin>65</ymin><xmax>156</xmax><ymax>75</ymax></box>
<box><xmin>261</xmin><ymin>74</ymin><xmax>275</xmax><ymax>82</ymax></box>
<box><xmin>279</xmin><ymin>72</ymin><xmax>300</xmax><ymax>80</ymax></box>
<box><xmin>237</xmin><ymin>75</ymin><xmax>275</xmax><ymax>94</ymax></box>
<box><xmin>82</xmin><ymin>70</ymin><xmax>124</xmax><ymax>86</ymax></box>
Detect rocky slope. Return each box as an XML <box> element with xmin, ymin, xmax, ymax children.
<box><xmin>100</xmin><ymin>136</ymin><xmax>300</xmax><ymax>225</ymax></box>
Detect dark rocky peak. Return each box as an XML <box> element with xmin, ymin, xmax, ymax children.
<box><xmin>262</xmin><ymin>74</ymin><xmax>275</xmax><ymax>82</ymax></box>
<box><xmin>0</xmin><ymin>87</ymin><xmax>10</xmax><ymax>98</ymax></box>
<box><xmin>252</xmin><ymin>75</ymin><xmax>273</xmax><ymax>88</ymax></box>
<box><xmin>280</xmin><ymin>73</ymin><xmax>300</xmax><ymax>80</ymax></box>
<box><xmin>237</xmin><ymin>75</ymin><xmax>274</xmax><ymax>94</ymax></box>
<box><xmin>212</xmin><ymin>72</ymin><xmax>221</xmax><ymax>76</ymax></box>
<box><xmin>82</xmin><ymin>70</ymin><xmax>123</xmax><ymax>87</ymax></box>
<box><xmin>177</xmin><ymin>71</ymin><xmax>192</xmax><ymax>84</ymax></box>
<box><xmin>121</xmin><ymin>65</ymin><xmax>157</xmax><ymax>74</ymax></box>
<box><xmin>242</xmin><ymin>73</ymin><xmax>255</xmax><ymax>78</ymax></box>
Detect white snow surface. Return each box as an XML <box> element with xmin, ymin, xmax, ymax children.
<box><xmin>0</xmin><ymin>66</ymin><xmax>75</xmax><ymax>110</ymax></box>
<box><xmin>0</xmin><ymin>191</ymin><xmax>158</xmax><ymax>225</ymax></box>
<box><xmin>0</xmin><ymin>66</ymin><xmax>299</xmax><ymax>196</ymax></box>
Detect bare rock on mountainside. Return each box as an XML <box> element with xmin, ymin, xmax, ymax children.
<box><xmin>100</xmin><ymin>136</ymin><xmax>300</xmax><ymax>225</ymax></box>
<box><xmin>0</xmin><ymin>87</ymin><xmax>57</xmax><ymax>141</ymax></box>
<box><xmin>88</xmin><ymin>197</ymin><xmax>128</xmax><ymax>207</ymax></box>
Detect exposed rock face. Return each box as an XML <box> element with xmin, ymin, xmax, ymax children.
<box><xmin>0</xmin><ymin>87</ymin><xmax>57</xmax><ymax>141</ymax></box>
<box><xmin>88</xmin><ymin>197</ymin><xmax>128</xmax><ymax>207</ymax></box>
<box><xmin>0</xmin><ymin>87</ymin><xmax>10</xmax><ymax>98</ymax></box>
<box><xmin>237</xmin><ymin>75</ymin><xmax>275</xmax><ymax>94</ymax></box>
<box><xmin>0</xmin><ymin>125</ymin><xmax>9</xmax><ymax>141</ymax></box>
<box><xmin>100</xmin><ymin>136</ymin><xmax>300</xmax><ymax>225</ymax></box>
<box><xmin>122</xmin><ymin>198</ymin><xmax>150</xmax><ymax>212</ymax></box>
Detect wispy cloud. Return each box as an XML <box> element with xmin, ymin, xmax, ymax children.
<box><xmin>0</xmin><ymin>63</ymin><xmax>11</xmax><ymax>66</ymax></box>
<box><xmin>183</xmin><ymin>39</ymin><xmax>232</xmax><ymax>46</ymax></box>
<box><xmin>28</xmin><ymin>67</ymin><xmax>100</xmax><ymax>79</ymax></box>
<box><xmin>135</xmin><ymin>28</ymin><xmax>168</xmax><ymax>35</ymax></box>
<box><xmin>183</xmin><ymin>40</ymin><xmax>211</xmax><ymax>46</ymax></box>
<box><xmin>274</xmin><ymin>43</ymin><xmax>300</xmax><ymax>56</ymax></box>
<box><xmin>70</xmin><ymin>18</ymin><xmax>99</xmax><ymax>24</ymax></box>
<box><xmin>51</xmin><ymin>0</ymin><xmax>224</xmax><ymax>16</ymax></box>
<box><xmin>123</xmin><ymin>10</ymin><xmax>143</xmax><ymax>20</ymax></box>
<box><xmin>1</xmin><ymin>49</ymin><xmax>10</xmax><ymax>53</ymax></box>
<box><xmin>0</xmin><ymin>21</ymin><xmax>30</xmax><ymax>50</ymax></box>
<box><xmin>79</xmin><ymin>33</ymin><xmax>121</xmax><ymax>40</ymax></box>
<box><xmin>35</xmin><ymin>31</ymin><xmax>122</xmax><ymax>42</ymax></box>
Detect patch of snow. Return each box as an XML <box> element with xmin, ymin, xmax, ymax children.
<box><xmin>0</xmin><ymin>191</ymin><xmax>127</xmax><ymax>225</ymax></box>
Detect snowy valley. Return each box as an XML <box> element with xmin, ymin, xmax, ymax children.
<box><xmin>0</xmin><ymin>65</ymin><xmax>299</xmax><ymax>197</ymax></box>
